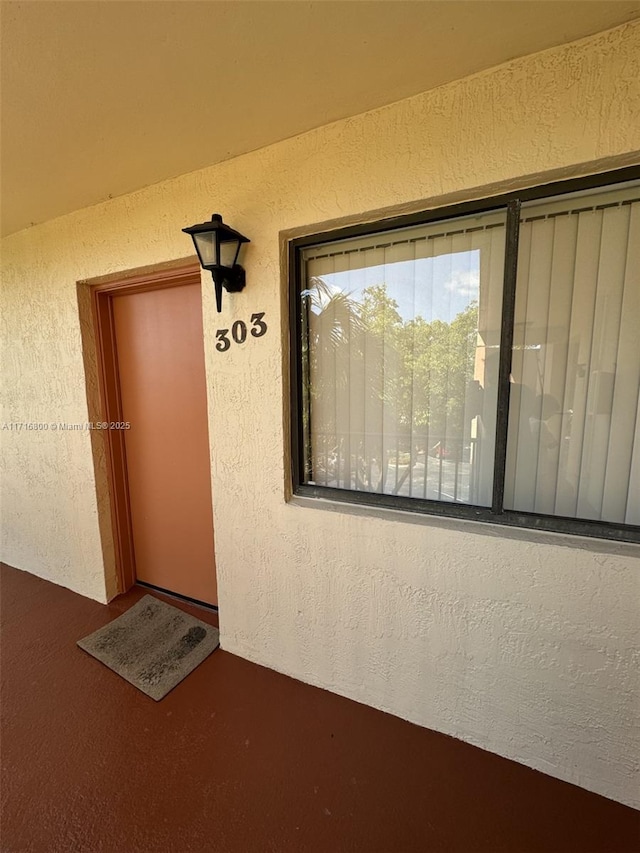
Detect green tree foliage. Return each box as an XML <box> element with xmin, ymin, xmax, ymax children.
<box><xmin>400</xmin><ymin>296</ymin><xmax>479</xmax><ymax>444</ymax></box>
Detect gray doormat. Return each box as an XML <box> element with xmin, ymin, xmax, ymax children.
<box><xmin>77</xmin><ymin>594</ymin><xmax>219</xmax><ymax>701</ymax></box>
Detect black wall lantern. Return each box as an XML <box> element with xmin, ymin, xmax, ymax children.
<box><xmin>182</xmin><ymin>214</ymin><xmax>250</xmax><ymax>312</ymax></box>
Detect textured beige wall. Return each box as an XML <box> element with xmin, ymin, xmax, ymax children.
<box><xmin>2</xmin><ymin>23</ymin><xmax>639</xmax><ymax>806</ymax></box>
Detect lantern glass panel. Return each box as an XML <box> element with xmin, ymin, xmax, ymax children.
<box><xmin>193</xmin><ymin>232</ymin><xmax>218</xmax><ymax>267</ymax></box>
<box><xmin>220</xmin><ymin>238</ymin><xmax>241</xmax><ymax>268</ymax></box>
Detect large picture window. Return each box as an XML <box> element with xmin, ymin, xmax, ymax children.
<box><xmin>289</xmin><ymin>169</ymin><xmax>640</xmax><ymax>542</ymax></box>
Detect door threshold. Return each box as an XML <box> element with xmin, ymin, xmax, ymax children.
<box><xmin>135</xmin><ymin>581</ymin><xmax>219</xmax><ymax>613</ymax></box>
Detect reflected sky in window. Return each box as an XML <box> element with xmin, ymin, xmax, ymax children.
<box><xmin>312</xmin><ymin>250</ymin><xmax>480</xmax><ymax>323</ymax></box>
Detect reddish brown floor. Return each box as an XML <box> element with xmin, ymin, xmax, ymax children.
<box><xmin>1</xmin><ymin>563</ymin><xmax>638</xmax><ymax>853</ymax></box>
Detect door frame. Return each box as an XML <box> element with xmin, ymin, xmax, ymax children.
<box><xmin>91</xmin><ymin>261</ymin><xmax>204</xmax><ymax>595</ymax></box>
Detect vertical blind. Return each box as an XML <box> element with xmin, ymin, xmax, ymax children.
<box><xmin>301</xmin><ymin>209</ymin><xmax>506</xmax><ymax>505</ymax></box>
<box><xmin>504</xmin><ymin>184</ymin><xmax>640</xmax><ymax>524</ymax></box>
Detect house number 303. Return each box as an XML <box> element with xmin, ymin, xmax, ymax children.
<box><xmin>215</xmin><ymin>313</ymin><xmax>267</xmax><ymax>352</ymax></box>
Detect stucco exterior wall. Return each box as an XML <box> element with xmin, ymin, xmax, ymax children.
<box><xmin>2</xmin><ymin>23</ymin><xmax>639</xmax><ymax>807</ymax></box>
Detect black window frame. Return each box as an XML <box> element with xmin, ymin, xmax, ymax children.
<box><xmin>288</xmin><ymin>165</ymin><xmax>640</xmax><ymax>544</ymax></box>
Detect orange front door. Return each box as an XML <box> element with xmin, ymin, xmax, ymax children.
<box><xmin>112</xmin><ymin>282</ymin><xmax>217</xmax><ymax>605</ymax></box>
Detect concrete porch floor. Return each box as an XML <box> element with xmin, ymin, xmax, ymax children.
<box><xmin>1</xmin><ymin>562</ymin><xmax>638</xmax><ymax>853</ymax></box>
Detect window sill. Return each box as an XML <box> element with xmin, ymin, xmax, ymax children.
<box><xmin>288</xmin><ymin>489</ymin><xmax>640</xmax><ymax>558</ymax></box>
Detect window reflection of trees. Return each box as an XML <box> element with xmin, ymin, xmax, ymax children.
<box><xmin>303</xmin><ymin>276</ymin><xmax>482</xmax><ymax>503</ymax></box>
